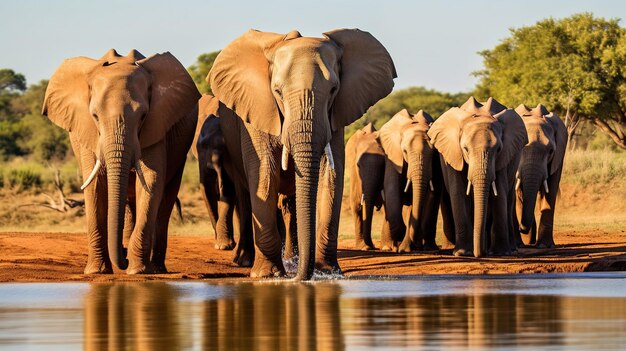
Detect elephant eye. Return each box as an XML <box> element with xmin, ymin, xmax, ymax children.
<box><xmin>274</xmin><ymin>89</ymin><xmax>283</xmax><ymax>99</ymax></box>
<box><xmin>92</xmin><ymin>113</ymin><xmax>99</xmax><ymax>122</ymax></box>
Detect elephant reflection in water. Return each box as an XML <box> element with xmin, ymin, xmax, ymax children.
<box><xmin>201</xmin><ymin>283</ymin><xmax>344</xmax><ymax>351</ymax></box>
<box><xmin>84</xmin><ymin>283</ymin><xmax>183</xmax><ymax>351</ymax></box>
<box><xmin>343</xmin><ymin>289</ymin><xmax>563</xmax><ymax>349</ymax></box>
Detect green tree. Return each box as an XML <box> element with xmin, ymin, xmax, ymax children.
<box><xmin>0</xmin><ymin>69</ymin><xmax>27</xmax><ymax>122</ymax></box>
<box><xmin>475</xmin><ymin>13</ymin><xmax>626</xmax><ymax>149</ymax></box>
<box><xmin>346</xmin><ymin>86</ymin><xmax>468</xmax><ymax>140</ymax></box>
<box><xmin>187</xmin><ymin>51</ymin><xmax>220</xmax><ymax>94</ymax></box>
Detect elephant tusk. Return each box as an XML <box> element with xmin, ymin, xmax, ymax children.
<box><xmin>380</xmin><ymin>190</ymin><xmax>385</xmax><ymax>202</ymax></box>
<box><xmin>281</xmin><ymin>145</ymin><xmax>289</xmax><ymax>171</ymax></box>
<box><xmin>515</xmin><ymin>178</ymin><xmax>521</xmax><ymax>191</ymax></box>
<box><xmin>80</xmin><ymin>159</ymin><xmax>102</xmax><ymax>190</ymax></box>
<box><xmin>543</xmin><ymin>180</ymin><xmax>549</xmax><ymax>194</ymax></box>
<box><xmin>466</xmin><ymin>180</ymin><xmax>472</xmax><ymax>196</ymax></box>
<box><xmin>429</xmin><ymin>180</ymin><xmax>434</xmax><ymax>192</ymax></box>
<box><xmin>404</xmin><ymin>179</ymin><xmax>411</xmax><ymax>193</ymax></box>
<box><xmin>492</xmin><ymin>181</ymin><xmax>498</xmax><ymax>197</ymax></box>
<box><xmin>135</xmin><ymin>161</ymin><xmax>149</xmax><ymax>193</ymax></box>
<box><xmin>360</xmin><ymin>193</ymin><xmax>365</xmax><ymax>206</ymax></box>
<box><xmin>324</xmin><ymin>143</ymin><xmax>335</xmax><ymax>171</ymax></box>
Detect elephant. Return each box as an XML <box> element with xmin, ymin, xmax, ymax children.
<box><xmin>378</xmin><ymin>109</ymin><xmax>445</xmax><ymax>252</ymax></box>
<box><xmin>193</xmin><ymin>95</ymin><xmax>237</xmax><ymax>251</ymax></box>
<box><xmin>345</xmin><ymin>123</ymin><xmax>385</xmax><ymax>251</ymax></box>
<box><xmin>43</xmin><ymin>49</ymin><xmax>200</xmax><ymax>274</ymax></box>
<box><xmin>513</xmin><ymin>104</ymin><xmax>567</xmax><ymax>248</ymax></box>
<box><xmin>428</xmin><ymin>97</ymin><xmax>528</xmax><ymax>257</ymax></box>
<box><xmin>208</xmin><ymin>29</ymin><xmax>396</xmax><ymax>279</ymax></box>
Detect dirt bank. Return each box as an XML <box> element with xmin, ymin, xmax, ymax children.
<box><xmin>1</xmin><ymin>229</ymin><xmax>625</xmax><ymax>282</ymax></box>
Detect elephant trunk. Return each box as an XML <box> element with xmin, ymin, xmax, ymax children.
<box><xmin>472</xmin><ymin>175</ymin><xmax>489</xmax><ymax>257</ymax></box>
<box><xmin>519</xmin><ymin>173</ymin><xmax>542</xmax><ymax>234</ymax></box>
<box><xmin>292</xmin><ymin>145</ymin><xmax>321</xmax><ymax>281</ymax></box>
<box><xmin>407</xmin><ymin>158</ymin><xmax>427</xmax><ymax>246</ymax></box>
<box><xmin>104</xmin><ymin>129</ymin><xmax>133</xmax><ymax>270</ymax></box>
<box><xmin>360</xmin><ymin>158</ymin><xmax>383</xmax><ymax>246</ymax></box>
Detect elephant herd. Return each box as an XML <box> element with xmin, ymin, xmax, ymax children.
<box><xmin>347</xmin><ymin>98</ymin><xmax>567</xmax><ymax>259</ymax></box>
<box><xmin>42</xmin><ymin>28</ymin><xmax>567</xmax><ymax>281</ymax></box>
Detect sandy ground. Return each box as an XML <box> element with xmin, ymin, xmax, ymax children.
<box><xmin>1</xmin><ymin>229</ymin><xmax>625</xmax><ymax>282</ymax></box>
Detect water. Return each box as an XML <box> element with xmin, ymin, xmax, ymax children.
<box><xmin>1</xmin><ymin>273</ymin><xmax>626</xmax><ymax>350</ymax></box>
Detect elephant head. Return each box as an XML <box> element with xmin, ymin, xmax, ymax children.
<box><xmin>43</xmin><ymin>49</ymin><xmax>200</xmax><ymax>270</ymax></box>
<box><xmin>514</xmin><ymin>104</ymin><xmax>567</xmax><ymax>234</ymax></box>
<box><xmin>209</xmin><ymin>29</ymin><xmax>396</xmax><ymax>279</ymax></box>
<box><xmin>194</xmin><ymin>95</ymin><xmax>228</xmax><ymax>199</ymax></box>
<box><xmin>379</xmin><ymin>109</ymin><xmax>435</xmax><ymax>248</ymax></box>
<box><xmin>428</xmin><ymin>97</ymin><xmax>527</xmax><ymax>256</ymax></box>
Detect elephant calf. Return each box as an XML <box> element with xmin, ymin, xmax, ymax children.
<box><xmin>378</xmin><ymin>109</ymin><xmax>444</xmax><ymax>252</ymax></box>
<box><xmin>43</xmin><ymin>49</ymin><xmax>200</xmax><ymax>274</ymax></box>
<box><xmin>193</xmin><ymin>95</ymin><xmax>237</xmax><ymax>251</ymax></box>
<box><xmin>513</xmin><ymin>104</ymin><xmax>567</xmax><ymax>248</ymax></box>
<box><xmin>346</xmin><ymin>123</ymin><xmax>385</xmax><ymax>250</ymax></box>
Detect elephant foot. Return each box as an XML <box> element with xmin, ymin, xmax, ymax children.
<box><xmin>355</xmin><ymin>239</ymin><xmax>376</xmax><ymax>251</ymax></box>
<box><xmin>127</xmin><ymin>261</ymin><xmax>154</xmax><ymax>275</ymax></box>
<box><xmin>398</xmin><ymin>240</ymin><xmax>420</xmax><ymax>253</ymax></box>
<box><xmin>315</xmin><ymin>260</ymin><xmax>343</xmax><ymax>276</ymax></box>
<box><xmin>214</xmin><ymin>237</ymin><xmax>236</xmax><ymax>251</ymax></box>
<box><xmin>151</xmin><ymin>261</ymin><xmax>168</xmax><ymax>274</ymax></box>
<box><xmin>535</xmin><ymin>241</ymin><xmax>556</xmax><ymax>249</ymax></box>
<box><xmin>250</xmin><ymin>258</ymin><xmax>285</xmax><ymax>278</ymax></box>
<box><xmin>453</xmin><ymin>248</ymin><xmax>474</xmax><ymax>257</ymax></box>
<box><xmin>489</xmin><ymin>248</ymin><xmax>513</xmax><ymax>256</ymax></box>
<box><xmin>84</xmin><ymin>260</ymin><xmax>112</xmax><ymax>274</ymax></box>
<box><xmin>232</xmin><ymin>245</ymin><xmax>254</xmax><ymax>267</ymax></box>
<box><xmin>380</xmin><ymin>241</ymin><xmax>399</xmax><ymax>252</ymax></box>
<box><xmin>423</xmin><ymin>242</ymin><xmax>440</xmax><ymax>251</ymax></box>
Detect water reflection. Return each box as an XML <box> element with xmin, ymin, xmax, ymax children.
<box><xmin>2</xmin><ymin>277</ymin><xmax>626</xmax><ymax>350</ymax></box>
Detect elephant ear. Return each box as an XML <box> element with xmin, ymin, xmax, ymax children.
<box><xmin>481</xmin><ymin>97</ymin><xmax>507</xmax><ymax>116</ymax></box>
<box><xmin>379</xmin><ymin>109</ymin><xmax>413</xmax><ymax>173</ymax></box>
<box><xmin>192</xmin><ymin>94</ymin><xmax>220</xmax><ymax>158</ymax></box>
<box><xmin>495</xmin><ymin>109</ymin><xmax>529</xmax><ymax>170</ymax></box>
<box><xmin>42</xmin><ymin>56</ymin><xmax>100</xmax><ymax>152</ymax></box>
<box><xmin>427</xmin><ymin>108</ymin><xmax>467</xmax><ymax>172</ymax></box>
<box><xmin>209</xmin><ymin>30</ymin><xmax>287</xmax><ymax>136</ymax></box>
<box><xmin>546</xmin><ymin>111</ymin><xmax>568</xmax><ymax>175</ymax></box>
<box><xmin>515</xmin><ymin>103</ymin><xmax>532</xmax><ymax>117</ymax></box>
<box><xmin>137</xmin><ymin>52</ymin><xmax>201</xmax><ymax>148</ymax></box>
<box><xmin>324</xmin><ymin>28</ymin><xmax>397</xmax><ymax>131</ymax></box>
<box><xmin>413</xmin><ymin>110</ymin><xmax>434</xmax><ymax>125</ymax></box>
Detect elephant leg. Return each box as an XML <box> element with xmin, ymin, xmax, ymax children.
<box><xmin>536</xmin><ymin>173</ymin><xmax>560</xmax><ymax>248</ymax></box>
<box><xmin>381</xmin><ymin>160</ymin><xmax>404</xmax><ymax>251</ymax></box>
<box><xmin>489</xmin><ymin>174</ymin><xmax>512</xmax><ymax>255</ymax></box>
<box><xmin>241</xmin><ymin>133</ymin><xmax>284</xmax><ymax>278</ymax></box>
<box><xmin>280</xmin><ymin>194</ymin><xmax>298</xmax><ymax>261</ymax></box>
<box><xmin>215</xmin><ymin>168</ymin><xmax>236</xmax><ymax>250</ymax></box>
<box><xmin>232</xmin><ymin>185</ymin><xmax>254</xmax><ymax>267</ymax></box>
<box><xmin>150</xmin><ymin>165</ymin><xmax>185</xmax><ymax>273</ymax></box>
<box><xmin>442</xmin><ymin>159</ymin><xmax>473</xmax><ymax>256</ymax></box>
<box><xmin>530</xmin><ymin>219</ymin><xmax>538</xmax><ymax>244</ymax></box>
<box><xmin>127</xmin><ymin>142</ymin><xmax>166</xmax><ymax>274</ymax></box>
<box><xmin>315</xmin><ymin>129</ymin><xmax>344</xmax><ymax>273</ymax></box>
<box><xmin>353</xmin><ymin>200</ymin><xmax>365</xmax><ymax>249</ymax></box>
<box><xmin>79</xmin><ymin>147</ymin><xmax>112</xmax><ymax>274</ymax></box>
<box><xmin>421</xmin><ymin>188</ymin><xmax>441</xmax><ymax>251</ymax></box>
<box><xmin>199</xmin><ymin>170</ymin><xmax>219</xmax><ymax>235</ymax></box>
<box><xmin>440</xmin><ymin>185</ymin><xmax>456</xmax><ymax>247</ymax></box>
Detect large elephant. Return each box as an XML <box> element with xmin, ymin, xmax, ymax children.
<box><xmin>208</xmin><ymin>29</ymin><xmax>396</xmax><ymax>279</ymax></box>
<box><xmin>345</xmin><ymin>123</ymin><xmax>385</xmax><ymax>251</ymax></box>
<box><xmin>428</xmin><ymin>97</ymin><xmax>528</xmax><ymax>257</ymax></box>
<box><xmin>513</xmin><ymin>104</ymin><xmax>567</xmax><ymax>248</ymax></box>
<box><xmin>378</xmin><ymin>109</ymin><xmax>445</xmax><ymax>252</ymax></box>
<box><xmin>43</xmin><ymin>49</ymin><xmax>200</xmax><ymax>274</ymax></box>
<box><xmin>193</xmin><ymin>95</ymin><xmax>237</xmax><ymax>251</ymax></box>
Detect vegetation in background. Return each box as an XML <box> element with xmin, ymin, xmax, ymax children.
<box><xmin>475</xmin><ymin>13</ymin><xmax>626</xmax><ymax>150</ymax></box>
<box><xmin>187</xmin><ymin>51</ymin><xmax>220</xmax><ymax>95</ymax></box>
<box><xmin>346</xmin><ymin>86</ymin><xmax>468</xmax><ymax>140</ymax></box>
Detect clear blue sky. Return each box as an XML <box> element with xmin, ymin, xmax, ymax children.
<box><xmin>1</xmin><ymin>0</ymin><xmax>625</xmax><ymax>93</ymax></box>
